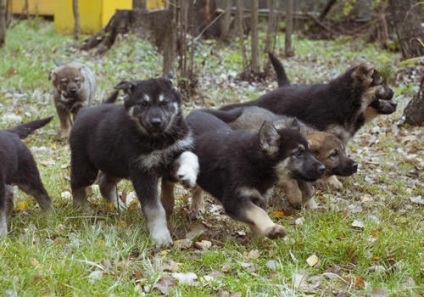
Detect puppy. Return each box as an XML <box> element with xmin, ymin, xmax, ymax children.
<box><xmin>161</xmin><ymin>110</ymin><xmax>325</xmax><ymax>239</ymax></box>
<box><xmin>222</xmin><ymin>55</ymin><xmax>396</xmax><ymax>147</ymax></box>
<box><xmin>0</xmin><ymin>117</ymin><xmax>53</xmax><ymax>236</ymax></box>
<box><xmin>204</xmin><ymin>107</ymin><xmax>357</xmax><ymax>209</ymax></box>
<box><xmin>49</xmin><ymin>62</ymin><xmax>96</xmax><ymax>139</ymax></box>
<box><xmin>267</xmin><ymin>52</ymin><xmax>397</xmax><ymax>143</ymax></box>
<box><xmin>69</xmin><ymin>76</ymin><xmax>199</xmax><ymax>247</ymax></box>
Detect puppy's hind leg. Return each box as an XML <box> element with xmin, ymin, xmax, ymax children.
<box><xmin>190</xmin><ymin>186</ymin><xmax>205</xmax><ymax>217</ymax></box>
<box><xmin>98</xmin><ymin>172</ymin><xmax>125</xmax><ymax>210</ymax></box>
<box><xmin>70</xmin><ymin>154</ymin><xmax>98</xmax><ymax>208</ymax></box>
<box><xmin>0</xmin><ymin>182</ymin><xmax>8</xmax><ymax>236</ymax></box>
<box><xmin>15</xmin><ymin>155</ymin><xmax>52</xmax><ymax>211</ymax></box>
<box><xmin>160</xmin><ymin>179</ymin><xmax>176</xmax><ymax>217</ymax></box>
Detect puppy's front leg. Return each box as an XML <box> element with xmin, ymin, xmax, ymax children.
<box><xmin>174</xmin><ymin>151</ymin><xmax>199</xmax><ymax>188</ymax></box>
<box><xmin>55</xmin><ymin>103</ymin><xmax>72</xmax><ymax>139</ymax></box>
<box><xmin>132</xmin><ymin>172</ymin><xmax>172</xmax><ymax>247</ymax></box>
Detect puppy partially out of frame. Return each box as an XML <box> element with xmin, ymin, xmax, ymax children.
<box><xmin>161</xmin><ymin>110</ymin><xmax>325</xmax><ymax>239</ymax></box>
<box><xmin>222</xmin><ymin>55</ymin><xmax>396</xmax><ymax>148</ymax></box>
<box><xmin>69</xmin><ymin>76</ymin><xmax>198</xmax><ymax>247</ymax></box>
<box><xmin>49</xmin><ymin>62</ymin><xmax>96</xmax><ymax>139</ymax></box>
<box><xmin>0</xmin><ymin>117</ymin><xmax>53</xmax><ymax>236</ymax></box>
<box><xmin>205</xmin><ymin>106</ymin><xmax>358</xmax><ymax>209</ymax></box>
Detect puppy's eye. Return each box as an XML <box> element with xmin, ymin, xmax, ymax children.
<box><xmin>330</xmin><ymin>151</ymin><xmax>339</xmax><ymax>158</ymax></box>
<box><xmin>293</xmin><ymin>149</ymin><xmax>304</xmax><ymax>158</ymax></box>
<box><xmin>161</xmin><ymin>100</ymin><xmax>168</xmax><ymax>106</ymax></box>
<box><xmin>139</xmin><ymin>101</ymin><xmax>148</xmax><ymax>107</ymax></box>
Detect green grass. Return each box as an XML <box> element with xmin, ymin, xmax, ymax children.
<box><xmin>0</xmin><ymin>18</ymin><xmax>423</xmax><ymax>296</ymax></box>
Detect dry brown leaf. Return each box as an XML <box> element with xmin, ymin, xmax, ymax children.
<box><xmin>152</xmin><ymin>275</ymin><xmax>177</xmax><ymax>295</ymax></box>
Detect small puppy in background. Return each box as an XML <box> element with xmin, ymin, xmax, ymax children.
<box><xmin>69</xmin><ymin>76</ymin><xmax>198</xmax><ymax>247</ymax></box>
<box><xmin>49</xmin><ymin>62</ymin><xmax>96</xmax><ymax>139</ymax></box>
<box><xmin>0</xmin><ymin>117</ymin><xmax>53</xmax><ymax>237</ymax></box>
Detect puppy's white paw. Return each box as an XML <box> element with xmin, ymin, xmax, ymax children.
<box><xmin>150</xmin><ymin>225</ymin><xmax>173</xmax><ymax>247</ymax></box>
<box><xmin>304</xmin><ymin>198</ymin><xmax>318</xmax><ymax>210</ymax></box>
<box><xmin>176</xmin><ymin>152</ymin><xmax>199</xmax><ymax>188</ymax></box>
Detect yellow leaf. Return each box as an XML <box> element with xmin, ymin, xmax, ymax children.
<box><xmin>98</xmin><ymin>240</ymin><xmax>104</xmax><ymax>246</ymax></box>
<box><xmin>355</xmin><ymin>275</ymin><xmax>365</xmax><ymax>288</ymax></box>
<box><xmin>158</xmin><ymin>250</ymin><xmax>170</xmax><ymax>256</ymax></box>
<box><xmin>107</xmin><ymin>202</ymin><xmax>115</xmax><ymax>211</ymax></box>
<box><xmin>30</xmin><ymin>258</ymin><xmax>40</xmax><ymax>268</ymax></box>
<box><xmin>372</xmin><ymin>256</ymin><xmax>381</xmax><ymax>261</ymax></box>
<box><xmin>17</xmin><ymin>201</ymin><xmax>29</xmax><ymax>210</ymax></box>
<box><xmin>306</xmin><ymin>254</ymin><xmax>319</xmax><ymax>267</ymax></box>
<box><xmin>117</xmin><ymin>220</ymin><xmax>126</xmax><ymax>228</ymax></box>
<box><xmin>51</xmin><ymin>142</ymin><xmax>57</xmax><ymax>150</ymax></box>
<box><xmin>272</xmin><ymin>210</ymin><xmax>285</xmax><ymax>218</ymax></box>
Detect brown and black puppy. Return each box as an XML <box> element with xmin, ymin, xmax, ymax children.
<box><xmin>49</xmin><ymin>62</ymin><xmax>96</xmax><ymax>139</ymax></box>
<box><xmin>161</xmin><ymin>110</ymin><xmax>325</xmax><ymax>239</ymax></box>
<box><xmin>222</xmin><ymin>55</ymin><xmax>396</xmax><ymax>148</ymax></box>
<box><xmin>0</xmin><ymin>117</ymin><xmax>53</xmax><ymax>236</ymax></box>
<box><xmin>69</xmin><ymin>76</ymin><xmax>199</xmax><ymax>247</ymax></box>
<box><xmin>267</xmin><ymin>52</ymin><xmax>397</xmax><ymax>141</ymax></box>
<box><xmin>204</xmin><ymin>107</ymin><xmax>357</xmax><ymax>209</ymax></box>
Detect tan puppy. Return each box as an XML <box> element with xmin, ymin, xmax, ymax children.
<box><xmin>49</xmin><ymin>62</ymin><xmax>96</xmax><ymax>139</ymax></box>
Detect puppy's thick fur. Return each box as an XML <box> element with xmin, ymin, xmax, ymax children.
<box><xmin>205</xmin><ymin>107</ymin><xmax>358</xmax><ymax>209</ymax></box>
<box><xmin>0</xmin><ymin>117</ymin><xmax>53</xmax><ymax>236</ymax></box>
<box><xmin>69</xmin><ymin>76</ymin><xmax>198</xmax><ymax>247</ymax></box>
<box><xmin>49</xmin><ymin>62</ymin><xmax>96</xmax><ymax>139</ymax></box>
<box><xmin>162</xmin><ymin>110</ymin><xmax>324</xmax><ymax>239</ymax></box>
<box><xmin>222</xmin><ymin>55</ymin><xmax>396</xmax><ymax>147</ymax></box>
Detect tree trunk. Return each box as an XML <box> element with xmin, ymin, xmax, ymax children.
<box><xmin>263</xmin><ymin>0</ymin><xmax>278</xmax><ymax>75</ymax></box>
<box><xmin>72</xmin><ymin>0</ymin><xmax>80</xmax><ymax>41</ymax></box>
<box><xmin>162</xmin><ymin>1</ymin><xmax>176</xmax><ymax>76</ymax></box>
<box><xmin>318</xmin><ymin>0</ymin><xmax>337</xmax><ymax>21</ymax></box>
<box><xmin>220</xmin><ymin>0</ymin><xmax>232</xmax><ymax>40</ymax></box>
<box><xmin>250</xmin><ymin>0</ymin><xmax>260</xmax><ymax>73</ymax></box>
<box><xmin>388</xmin><ymin>0</ymin><xmax>424</xmax><ymax>59</ymax></box>
<box><xmin>0</xmin><ymin>0</ymin><xmax>5</xmax><ymax>47</ymax></box>
<box><xmin>403</xmin><ymin>77</ymin><xmax>424</xmax><ymax>126</ymax></box>
<box><xmin>235</xmin><ymin>0</ymin><xmax>247</xmax><ymax>72</ymax></box>
<box><xmin>285</xmin><ymin>0</ymin><xmax>294</xmax><ymax>57</ymax></box>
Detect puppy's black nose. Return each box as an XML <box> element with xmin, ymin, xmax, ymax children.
<box><xmin>352</xmin><ymin>162</ymin><xmax>358</xmax><ymax>172</ymax></box>
<box><xmin>317</xmin><ymin>164</ymin><xmax>325</xmax><ymax>175</ymax></box>
<box><xmin>390</xmin><ymin>101</ymin><xmax>397</xmax><ymax>107</ymax></box>
<box><xmin>150</xmin><ymin>118</ymin><xmax>162</xmax><ymax>127</ymax></box>
<box><xmin>70</xmin><ymin>88</ymin><xmax>78</xmax><ymax>94</ymax></box>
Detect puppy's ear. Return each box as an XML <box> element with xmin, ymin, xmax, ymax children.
<box><xmin>164</xmin><ymin>73</ymin><xmax>174</xmax><ymax>84</ymax></box>
<box><xmin>259</xmin><ymin>121</ymin><xmax>281</xmax><ymax>156</ymax></box>
<box><xmin>114</xmin><ymin>81</ymin><xmax>135</xmax><ymax>94</ymax></box>
<box><xmin>48</xmin><ymin>70</ymin><xmax>56</xmax><ymax>81</ymax></box>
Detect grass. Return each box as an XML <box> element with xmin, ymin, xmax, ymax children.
<box><xmin>0</xmin><ymin>18</ymin><xmax>423</xmax><ymax>296</ymax></box>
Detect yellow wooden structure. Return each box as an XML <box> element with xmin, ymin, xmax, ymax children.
<box><xmin>54</xmin><ymin>0</ymin><xmax>133</xmax><ymax>34</ymax></box>
<box><xmin>8</xmin><ymin>0</ymin><xmax>55</xmax><ymax>16</ymax></box>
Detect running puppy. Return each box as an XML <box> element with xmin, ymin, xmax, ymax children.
<box><xmin>49</xmin><ymin>62</ymin><xmax>96</xmax><ymax>139</ymax></box>
<box><xmin>162</xmin><ymin>110</ymin><xmax>325</xmax><ymax>239</ymax></box>
<box><xmin>267</xmin><ymin>52</ymin><xmax>397</xmax><ymax>142</ymax></box>
<box><xmin>204</xmin><ymin>107</ymin><xmax>357</xmax><ymax>208</ymax></box>
<box><xmin>222</xmin><ymin>55</ymin><xmax>395</xmax><ymax>147</ymax></box>
<box><xmin>69</xmin><ymin>76</ymin><xmax>199</xmax><ymax>247</ymax></box>
<box><xmin>0</xmin><ymin>117</ymin><xmax>53</xmax><ymax>236</ymax></box>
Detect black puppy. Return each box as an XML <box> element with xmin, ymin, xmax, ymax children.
<box><xmin>162</xmin><ymin>110</ymin><xmax>324</xmax><ymax>239</ymax></box>
<box><xmin>69</xmin><ymin>76</ymin><xmax>199</xmax><ymax>247</ymax></box>
<box><xmin>265</xmin><ymin>53</ymin><xmax>397</xmax><ymax>143</ymax></box>
<box><xmin>0</xmin><ymin>117</ymin><xmax>53</xmax><ymax>236</ymax></box>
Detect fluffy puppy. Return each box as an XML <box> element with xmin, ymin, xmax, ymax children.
<box><xmin>69</xmin><ymin>76</ymin><xmax>198</xmax><ymax>247</ymax></box>
<box><xmin>161</xmin><ymin>110</ymin><xmax>325</xmax><ymax>239</ymax></box>
<box><xmin>0</xmin><ymin>117</ymin><xmax>53</xmax><ymax>236</ymax></box>
<box><xmin>204</xmin><ymin>107</ymin><xmax>357</xmax><ymax>209</ymax></box>
<box><xmin>49</xmin><ymin>62</ymin><xmax>96</xmax><ymax>139</ymax></box>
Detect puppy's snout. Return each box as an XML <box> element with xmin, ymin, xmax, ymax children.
<box><xmin>389</xmin><ymin>101</ymin><xmax>397</xmax><ymax>108</ymax></box>
<box><xmin>317</xmin><ymin>164</ymin><xmax>325</xmax><ymax>175</ymax></box>
<box><xmin>351</xmin><ymin>162</ymin><xmax>358</xmax><ymax>173</ymax></box>
<box><xmin>150</xmin><ymin>117</ymin><xmax>162</xmax><ymax>127</ymax></box>
<box><xmin>69</xmin><ymin>87</ymin><xmax>78</xmax><ymax>95</ymax></box>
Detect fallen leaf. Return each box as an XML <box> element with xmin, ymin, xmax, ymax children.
<box><xmin>152</xmin><ymin>275</ymin><xmax>177</xmax><ymax>295</ymax></box>
<box><xmin>172</xmin><ymin>272</ymin><xmax>198</xmax><ymax>286</ymax></box>
<box><xmin>240</xmin><ymin>262</ymin><xmax>255</xmax><ymax>272</ymax></box>
<box><xmin>272</xmin><ymin>210</ymin><xmax>285</xmax><ymax>218</ymax></box>
<box><xmin>17</xmin><ymin>201</ymin><xmax>29</xmax><ymax>211</ymax></box>
<box><xmin>354</xmin><ymin>275</ymin><xmax>365</xmax><ymax>288</ymax></box>
<box><xmin>88</xmin><ymin>270</ymin><xmax>103</xmax><ymax>284</ymax></box>
<box><xmin>351</xmin><ymin>220</ymin><xmax>365</xmax><ymax>229</ymax></box>
<box><xmin>30</xmin><ymin>258</ymin><xmax>40</xmax><ymax>268</ymax></box>
<box><xmin>194</xmin><ymin>240</ymin><xmax>212</xmax><ymax>250</ymax></box>
<box><xmin>306</xmin><ymin>254</ymin><xmax>319</xmax><ymax>267</ymax></box>
<box><xmin>410</xmin><ymin>196</ymin><xmax>424</xmax><ymax>205</ymax></box>
<box><xmin>174</xmin><ymin>239</ymin><xmax>192</xmax><ymax>249</ymax></box>
<box><xmin>162</xmin><ymin>260</ymin><xmax>181</xmax><ymax>273</ymax></box>
<box><xmin>246</xmin><ymin>249</ymin><xmax>260</xmax><ymax>259</ymax></box>
<box><xmin>266</xmin><ymin>260</ymin><xmax>277</xmax><ymax>270</ymax></box>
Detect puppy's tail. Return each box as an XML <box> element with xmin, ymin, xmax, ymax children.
<box><xmin>200</xmin><ymin>107</ymin><xmax>243</xmax><ymax>124</ymax></box>
<box><xmin>268</xmin><ymin>52</ymin><xmax>290</xmax><ymax>87</ymax></box>
<box><xmin>103</xmin><ymin>90</ymin><xmax>120</xmax><ymax>104</ymax></box>
<box><xmin>8</xmin><ymin>116</ymin><xmax>53</xmax><ymax>139</ymax></box>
